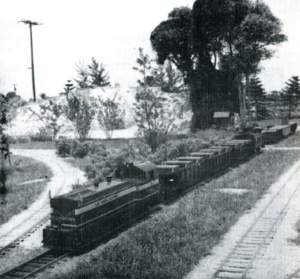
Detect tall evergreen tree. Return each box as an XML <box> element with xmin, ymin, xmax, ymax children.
<box><xmin>74</xmin><ymin>58</ymin><xmax>110</xmax><ymax>89</ymax></box>
<box><xmin>249</xmin><ymin>77</ymin><xmax>268</xmax><ymax>120</ymax></box>
<box><xmin>267</xmin><ymin>90</ymin><xmax>285</xmax><ymax>119</ymax></box>
<box><xmin>88</xmin><ymin>57</ymin><xmax>110</xmax><ymax>88</ymax></box>
<box><xmin>281</xmin><ymin>76</ymin><xmax>300</xmax><ymax>118</ymax></box>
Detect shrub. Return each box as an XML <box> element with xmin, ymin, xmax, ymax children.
<box><xmin>86</xmin><ymin>141</ymin><xmax>107</xmax><ymax>156</ymax></box>
<box><xmin>84</xmin><ymin>164</ymin><xmax>97</xmax><ymax>179</ymax></box>
<box><xmin>0</xmin><ymin>166</ymin><xmax>9</xmax><ymax>194</ymax></box>
<box><xmin>9</xmin><ymin>135</ymin><xmax>30</xmax><ymax>144</ymax></box>
<box><xmin>55</xmin><ymin>138</ymin><xmax>71</xmax><ymax>157</ymax></box>
<box><xmin>71</xmin><ymin>140</ymin><xmax>88</xmax><ymax>158</ymax></box>
<box><xmin>30</xmin><ymin>127</ymin><xmax>53</xmax><ymax>142</ymax></box>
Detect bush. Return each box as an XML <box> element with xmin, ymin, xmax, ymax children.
<box><xmin>0</xmin><ymin>166</ymin><xmax>9</xmax><ymax>194</ymax></box>
<box><xmin>71</xmin><ymin>140</ymin><xmax>88</xmax><ymax>158</ymax></box>
<box><xmin>30</xmin><ymin>127</ymin><xmax>53</xmax><ymax>142</ymax></box>
<box><xmin>55</xmin><ymin>138</ymin><xmax>71</xmax><ymax>157</ymax></box>
<box><xmin>9</xmin><ymin>135</ymin><xmax>30</xmax><ymax>144</ymax></box>
<box><xmin>85</xmin><ymin>141</ymin><xmax>107</xmax><ymax>156</ymax></box>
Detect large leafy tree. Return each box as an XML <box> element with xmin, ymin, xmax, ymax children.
<box><xmin>150</xmin><ymin>0</ymin><xmax>286</xmax><ymax>130</ymax></box>
<box><xmin>281</xmin><ymin>76</ymin><xmax>300</xmax><ymax>118</ymax></box>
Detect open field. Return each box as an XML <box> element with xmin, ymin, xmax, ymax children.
<box><xmin>0</xmin><ymin>155</ymin><xmax>53</xmax><ymax>225</ymax></box>
<box><xmin>36</xmin><ymin>145</ymin><xmax>300</xmax><ymax>278</ymax></box>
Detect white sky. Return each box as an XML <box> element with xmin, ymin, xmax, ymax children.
<box><xmin>0</xmin><ymin>0</ymin><xmax>299</xmax><ymax>100</ymax></box>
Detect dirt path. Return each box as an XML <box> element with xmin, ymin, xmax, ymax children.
<box><xmin>186</xmin><ymin>152</ymin><xmax>300</xmax><ymax>279</ymax></box>
<box><xmin>0</xmin><ymin>149</ymin><xmax>86</xmax><ymax>249</ymax></box>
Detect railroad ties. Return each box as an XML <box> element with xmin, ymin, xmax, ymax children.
<box><xmin>211</xmin><ymin>165</ymin><xmax>300</xmax><ymax>279</ymax></box>
<box><xmin>0</xmin><ymin>215</ymin><xmax>50</xmax><ymax>258</ymax></box>
<box><xmin>0</xmin><ymin>250</ymin><xmax>69</xmax><ymax>279</ymax></box>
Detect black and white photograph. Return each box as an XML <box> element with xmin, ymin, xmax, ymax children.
<box><xmin>0</xmin><ymin>0</ymin><xmax>300</xmax><ymax>278</ymax></box>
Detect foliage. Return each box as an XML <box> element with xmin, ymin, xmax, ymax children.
<box><xmin>40</xmin><ymin>93</ymin><xmax>47</xmax><ymax>99</ymax></box>
<box><xmin>133</xmin><ymin>88</ymin><xmax>180</xmax><ymax>152</ymax></box>
<box><xmin>29</xmin><ymin>99</ymin><xmax>63</xmax><ymax>139</ymax></box>
<box><xmin>0</xmin><ymin>94</ymin><xmax>13</xmax><ymax>193</ymax></box>
<box><xmin>30</xmin><ymin>127</ymin><xmax>53</xmax><ymax>142</ymax></box>
<box><xmin>161</xmin><ymin>60</ymin><xmax>185</xmax><ymax>93</ymax></box>
<box><xmin>281</xmin><ymin>76</ymin><xmax>300</xmax><ymax>118</ymax></box>
<box><xmin>75</xmin><ymin>58</ymin><xmax>110</xmax><ymax>89</ymax></box>
<box><xmin>94</xmin><ymin>92</ymin><xmax>125</xmax><ymax>139</ymax></box>
<box><xmin>55</xmin><ymin>138</ymin><xmax>72</xmax><ymax>157</ymax></box>
<box><xmin>150</xmin><ymin>1</ymin><xmax>287</xmax><ymax>130</ymax></box>
<box><xmin>1</xmin><ymin>92</ymin><xmax>26</xmax><ymax>127</ymax></box>
<box><xmin>133</xmin><ymin>48</ymin><xmax>185</xmax><ymax>93</ymax></box>
<box><xmin>249</xmin><ymin>76</ymin><xmax>268</xmax><ymax>120</ymax></box>
<box><xmin>132</xmin><ymin>48</ymin><xmax>155</xmax><ymax>88</ymax></box>
<box><xmin>62</xmin><ymin>81</ymin><xmax>95</xmax><ymax>139</ymax></box>
<box><xmin>0</xmin><ymin>155</ymin><xmax>52</xmax><ymax>224</ymax></box>
<box><xmin>267</xmin><ymin>91</ymin><xmax>285</xmax><ymax>119</ymax></box>
<box><xmin>70</xmin><ymin>140</ymin><xmax>88</xmax><ymax>158</ymax></box>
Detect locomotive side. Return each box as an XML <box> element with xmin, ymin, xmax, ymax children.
<box><xmin>43</xmin><ymin>162</ymin><xmax>160</xmax><ymax>251</ymax></box>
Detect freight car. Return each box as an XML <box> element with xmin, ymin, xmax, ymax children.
<box><xmin>43</xmin><ymin>162</ymin><xmax>160</xmax><ymax>250</ymax></box>
<box><xmin>157</xmin><ymin>137</ymin><xmax>260</xmax><ymax>200</ymax></box>
<box><xmin>262</xmin><ymin>122</ymin><xmax>297</xmax><ymax>144</ymax></box>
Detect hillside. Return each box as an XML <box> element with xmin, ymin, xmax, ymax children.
<box><xmin>6</xmin><ymin>87</ymin><xmax>191</xmax><ymax>139</ymax></box>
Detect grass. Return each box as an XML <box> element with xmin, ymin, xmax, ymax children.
<box><xmin>272</xmin><ymin>130</ymin><xmax>300</xmax><ymax>147</ymax></box>
<box><xmin>0</xmin><ymin>246</ymin><xmax>47</xmax><ymax>274</ymax></box>
<box><xmin>35</xmin><ymin>146</ymin><xmax>300</xmax><ymax>279</ymax></box>
<box><xmin>0</xmin><ymin>155</ymin><xmax>53</xmax><ymax>225</ymax></box>
<box><xmin>10</xmin><ymin>141</ymin><xmax>55</xmax><ymax>149</ymax></box>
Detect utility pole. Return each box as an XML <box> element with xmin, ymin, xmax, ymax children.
<box><xmin>19</xmin><ymin>20</ymin><xmax>42</xmax><ymax>102</ymax></box>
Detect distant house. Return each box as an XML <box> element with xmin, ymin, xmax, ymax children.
<box><xmin>213</xmin><ymin>112</ymin><xmax>232</xmax><ymax>127</ymax></box>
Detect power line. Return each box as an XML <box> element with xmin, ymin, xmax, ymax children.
<box><xmin>19</xmin><ymin>19</ymin><xmax>42</xmax><ymax>102</ymax></box>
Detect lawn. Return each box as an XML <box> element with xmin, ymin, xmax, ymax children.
<box><xmin>0</xmin><ymin>155</ymin><xmax>53</xmax><ymax>225</ymax></box>
<box><xmin>35</xmin><ymin>141</ymin><xmax>300</xmax><ymax>279</ymax></box>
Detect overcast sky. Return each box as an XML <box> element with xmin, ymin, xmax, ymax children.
<box><xmin>0</xmin><ymin>0</ymin><xmax>299</xmax><ymax>100</ymax></box>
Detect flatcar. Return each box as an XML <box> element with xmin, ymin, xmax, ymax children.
<box><xmin>43</xmin><ymin>162</ymin><xmax>160</xmax><ymax>251</ymax></box>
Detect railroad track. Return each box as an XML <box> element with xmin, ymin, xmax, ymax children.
<box><xmin>0</xmin><ymin>250</ymin><xmax>69</xmax><ymax>279</ymax></box>
<box><xmin>211</xmin><ymin>164</ymin><xmax>300</xmax><ymax>279</ymax></box>
<box><xmin>0</xmin><ymin>215</ymin><xmax>50</xmax><ymax>257</ymax></box>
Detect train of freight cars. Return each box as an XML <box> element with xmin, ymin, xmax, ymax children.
<box><xmin>43</xmin><ymin>122</ymin><xmax>297</xmax><ymax>251</ymax></box>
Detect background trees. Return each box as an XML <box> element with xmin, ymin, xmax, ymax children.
<box><xmin>150</xmin><ymin>0</ymin><xmax>286</xmax><ymax>130</ymax></box>
<box><xmin>75</xmin><ymin>58</ymin><xmax>110</xmax><ymax>89</ymax></box>
<box><xmin>249</xmin><ymin>77</ymin><xmax>268</xmax><ymax>120</ymax></box>
<box><xmin>62</xmin><ymin>81</ymin><xmax>95</xmax><ymax>140</ymax></box>
<box><xmin>95</xmin><ymin>93</ymin><xmax>125</xmax><ymax>139</ymax></box>
<box><xmin>132</xmin><ymin>49</ymin><xmax>185</xmax><ymax>152</ymax></box>
<box><xmin>281</xmin><ymin>76</ymin><xmax>300</xmax><ymax>119</ymax></box>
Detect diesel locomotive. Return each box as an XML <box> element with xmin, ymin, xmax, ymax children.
<box><xmin>43</xmin><ymin>121</ymin><xmax>297</xmax><ymax>251</ymax></box>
